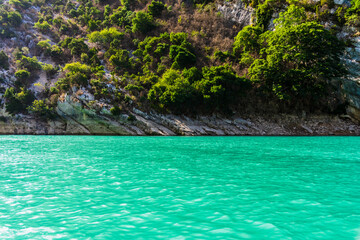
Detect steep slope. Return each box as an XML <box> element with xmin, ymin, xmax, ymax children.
<box><xmin>0</xmin><ymin>0</ymin><xmax>360</xmax><ymax>135</ymax></box>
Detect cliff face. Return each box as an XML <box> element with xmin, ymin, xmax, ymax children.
<box><xmin>218</xmin><ymin>0</ymin><xmax>360</xmax><ymax>123</ymax></box>
<box><xmin>218</xmin><ymin>0</ymin><xmax>254</xmax><ymax>26</ymax></box>
<box><xmin>0</xmin><ymin>0</ymin><xmax>360</xmax><ymax>135</ymax></box>
<box><xmin>340</xmin><ymin>35</ymin><xmax>360</xmax><ymax>121</ymax></box>
<box><xmin>0</xmin><ymin>94</ymin><xmax>359</xmax><ymax>135</ymax></box>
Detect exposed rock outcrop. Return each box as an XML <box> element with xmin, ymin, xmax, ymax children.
<box><xmin>218</xmin><ymin>0</ymin><xmax>254</xmax><ymax>27</ymax></box>
<box><xmin>0</xmin><ymin>96</ymin><xmax>359</xmax><ymax>135</ymax></box>
<box><xmin>339</xmin><ymin>35</ymin><xmax>360</xmax><ymax>122</ymax></box>
<box><xmin>0</xmin><ymin>0</ymin><xmax>360</xmax><ymax>135</ymax></box>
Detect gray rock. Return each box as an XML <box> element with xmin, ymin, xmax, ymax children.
<box><xmin>217</xmin><ymin>0</ymin><xmax>254</xmax><ymax>26</ymax></box>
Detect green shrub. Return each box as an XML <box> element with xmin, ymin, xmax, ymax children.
<box><xmin>55</xmin><ymin>62</ymin><xmax>92</xmax><ymax>90</ymax></box>
<box><xmin>256</xmin><ymin>2</ymin><xmax>273</xmax><ymax>30</ymax></box>
<box><xmin>17</xmin><ymin>56</ymin><xmax>42</xmax><ymax>71</ymax></box>
<box><xmin>195</xmin><ymin>65</ymin><xmax>250</xmax><ymax>110</ymax></box>
<box><xmin>214</xmin><ymin>50</ymin><xmax>230</xmax><ymax>62</ymax></box>
<box><xmin>110</xmin><ymin>106</ymin><xmax>121</xmax><ymax>116</ymax></box>
<box><xmin>34</xmin><ymin>21</ymin><xmax>51</xmax><ymax>32</ymax></box>
<box><xmin>273</xmin><ymin>5</ymin><xmax>306</xmax><ymax>28</ymax></box>
<box><xmin>9</xmin><ymin>0</ymin><xmax>31</xmax><ymax>9</ymax></box>
<box><xmin>37</xmin><ymin>40</ymin><xmax>52</xmax><ymax>55</ymax></box>
<box><xmin>120</xmin><ymin>0</ymin><xmax>131</xmax><ymax>9</ymax></box>
<box><xmin>110</xmin><ymin>7</ymin><xmax>133</xmax><ymax>28</ymax></box>
<box><xmin>132</xmin><ymin>11</ymin><xmax>155</xmax><ymax>34</ymax></box>
<box><xmin>55</xmin><ymin>78</ymin><xmax>71</xmax><ymax>91</ymax></box>
<box><xmin>321</xmin><ymin>0</ymin><xmax>334</xmax><ymax>9</ymax></box>
<box><xmin>345</xmin><ymin>0</ymin><xmax>360</xmax><ymax>26</ymax></box>
<box><xmin>37</xmin><ymin>40</ymin><xmax>51</xmax><ymax>50</ymax></box>
<box><xmin>233</xmin><ymin>25</ymin><xmax>263</xmax><ymax>56</ymax></box>
<box><xmin>50</xmin><ymin>45</ymin><xmax>63</xmax><ymax>58</ymax></box>
<box><xmin>4</xmin><ymin>87</ymin><xmax>35</xmax><ymax>114</ymax></box>
<box><xmin>148</xmin><ymin>1</ymin><xmax>166</xmax><ymax>17</ymax></box>
<box><xmin>50</xmin><ymin>87</ymin><xmax>59</xmax><ymax>94</ymax></box>
<box><xmin>0</xmin><ymin>51</ymin><xmax>9</xmax><ymax>70</ymax></box>
<box><xmin>7</xmin><ymin>11</ymin><xmax>22</xmax><ymax>27</ymax></box>
<box><xmin>68</xmin><ymin>38</ymin><xmax>89</xmax><ymax>56</ymax></box>
<box><xmin>88</xmin><ymin>28</ymin><xmax>125</xmax><ymax>46</ymax></box>
<box><xmin>88</xmin><ymin>19</ymin><xmax>101</xmax><ymax>31</ymax></box>
<box><xmin>248</xmin><ymin>21</ymin><xmax>345</xmax><ymax>104</ymax></box>
<box><xmin>15</xmin><ymin>69</ymin><xmax>30</xmax><ymax>82</ymax></box>
<box><xmin>148</xmin><ymin>69</ymin><xmax>198</xmax><ymax>112</ymax></box>
<box><xmin>27</xmin><ymin>99</ymin><xmax>54</xmax><ymax>118</ymax></box>
<box><xmin>109</xmin><ymin>49</ymin><xmax>132</xmax><ymax>71</ymax></box>
<box><xmin>124</xmin><ymin>83</ymin><xmax>144</xmax><ymax>94</ymax></box>
<box><xmin>169</xmin><ymin>45</ymin><xmax>196</xmax><ymax>69</ymax></box>
<box><xmin>63</xmin><ymin>62</ymin><xmax>91</xmax><ymax>74</ymax></box>
<box><xmin>42</xmin><ymin>63</ymin><xmax>57</xmax><ymax>76</ymax></box>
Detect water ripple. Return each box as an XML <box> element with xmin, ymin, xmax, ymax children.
<box><xmin>0</xmin><ymin>136</ymin><xmax>359</xmax><ymax>239</ymax></box>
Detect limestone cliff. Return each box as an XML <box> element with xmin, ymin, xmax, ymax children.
<box><xmin>0</xmin><ymin>94</ymin><xmax>359</xmax><ymax>135</ymax></box>
<box><xmin>0</xmin><ymin>0</ymin><xmax>360</xmax><ymax>135</ymax></box>
<box><xmin>218</xmin><ymin>0</ymin><xmax>360</xmax><ymax>123</ymax></box>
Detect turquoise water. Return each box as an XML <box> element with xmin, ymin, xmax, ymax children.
<box><xmin>0</xmin><ymin>136</ymin><xmax>359</xmax><ymax>239</ymax></box>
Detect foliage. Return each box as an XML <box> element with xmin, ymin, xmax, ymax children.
<box><xmin>110</xmin><ymin>105</ymin><xmax>121</xmax><ymax>115</ymax></box>
<box><xmin>15</xmin><ymin>69</ymin><xmax>30</xmax><ymax>84</ymax></box>
<box><xmin>149</xmin><ymin>65</ymin><xmax>250</xmax><ymax>112</ymax></box>
<box><xmin>56</xmin><ymin>62</ymin><xmax>92</xmax><ymax>90</ymax></box>
<box><xmin>148</xmin><ymin>1</ymin><xmax>166</xmax><ymax>18</ymax></box>
<box><xmin>0</xmin><ymin>51</ymin><xmax>9</xmax><ymax>70</ymax></box>
<box><xmin>169</xmin><ymin>45</ymin><xmax>196</xmax><ymax>69</ymax></box>
<box><xmin>109</xmin><ymin>49</ymin><xmax>132</xmax><ymax>71</ymax></box>
<box><xmin>50</xmin><ymin>45</ymin><xmax>63</xmax><ymax>58</ymax></box>
<box><xmin>61</xmin><ymin>38</ymin><xmax>89</xmax><ymax>56</ymax></box>
<box><xmin>195</xmin><ymin>65</ymin><xmax>251</xmax><ymax>110</ymax></box>
<box><xmin>88</xmin><ymin>28</ymin><xmax>125</xmax><ymax>46</ymax></box>
<box><xmin>4</xmin><ymin>87</ymin><xmax>35</xmax><ymax>114</ymax></box>
<box><xmin>0</xmin><ymin>0</ymin><xmax>351</xmax><ymax>116</ymax></box>
<box><xmin>9</xmin><ymin>0</ymin><xmax>31</xmax><ymax>9</ymax></box>
<box><xmin>63</xmin><ymin>62</ymin><xmax>91</xmax><ymax>74</ymax></box>
<box><xmin>34</xmin><ymin>21</ymin><xmax>51</xmax><ymax>32</ymax></box>
<box><xmin>256</xmin><ymin>1</ymin><xmax>273</xmax><ymax>30</ymax></box>
<box><xmin>17</xmin><ymin>56</ymin><xmax>42</xmax><ymax>71</ymax></box>
<box><xmin>6</xmin><ymin>11</ymin><xmax>22</xmax><ymax>27</ymax></box>
<box><xmin>273</xmin><ymin>5</ymin><xmax>307</xmax><ymax>28</ymax></box>
<box><xmin>345</xmin><ymin>0</ymin><xmax>360</xmax><ymax>26</ymax></box>
<box><xmin>42</xmin><ymin>63</ymin><xmax>57</xmax><ymax>76</ymax></box>
<box><xmin>148</xmin><ymin>69</ymin><xmax>197</xmax><ymax>112</ymax></box>
<box><xmin>134</xmin><ymin>32</ymin><xmax>196</xmax><ymax>74</ymax></box>
<box><xmin>233</xmin><ymin>26</ymin><xmax>263</xmax><ymax>56</ymax></box>
<box><xmin>132</xmin><ymin>11</ymin><xmax>156</xmax><ymax>34</ymax></box>
<box><xmin>109</xmin><ymin>7</ymin><xmax>133</xmax><ymax>28</ymax></box>
<box><xmin>27</xmin><ymin>100</ymin><xmax>54</xmax><ymax>118</ymax></box>
<box><xmin>0</xmin><ymin>6</ymin><xmax>22</xmax><ymax>37</ymax></box>
<box><xmin>37</xmin><ymin>40</ymin><xmax>51</xmax><ymax>52</ymax></box>
<box><xmin>248</xmin><ymin>21</ymin><xmax>345</xmax><ymax>105</ymax></box>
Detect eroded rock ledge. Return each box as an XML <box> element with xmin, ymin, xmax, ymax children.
<box><xmin>0</xmin><ymin>97</ymin><xmax>358</xmax><ymax>136</ymax></box>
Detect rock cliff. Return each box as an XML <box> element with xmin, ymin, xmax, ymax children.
<box><xmin>218</xmin><ymin>0</ymin><xmax>360</xmax><ymax>123</ymax></box>
<box><xmin>0</xmin><ymin>94</ymin><xmax>359</xmax><ymax>135</ymax></box>
<box><xmin>0</xmin><ymin>0</ymin><xmax>360</xmax><ymax>135</ymax></box>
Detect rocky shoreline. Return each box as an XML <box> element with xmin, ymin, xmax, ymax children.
<box><xmin>0</xmin><ymin>96</ymin><xmax>359</xmax><ymax>136</ymax></box>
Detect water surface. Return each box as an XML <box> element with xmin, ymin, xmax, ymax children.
<box><xmin>0</xmin><ymin>136</ymin><xmax>359</xmax><ymax>239</ymax></box>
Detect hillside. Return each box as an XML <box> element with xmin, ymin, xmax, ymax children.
<box><xmin>0</xmin><ymin>0</ymin><xmax>360</xmax><ymax>135</ymax></box>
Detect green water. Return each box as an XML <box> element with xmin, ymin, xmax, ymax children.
<box><xmin>0</xmin><ymin>136</ymin><xmax>359</xmax><ymax>239</ymax></box>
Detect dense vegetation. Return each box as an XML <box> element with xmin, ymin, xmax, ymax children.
<box><xmin>0</xmin><ymin>0</ymin><xmax>357</xmax><ymax>118</ymax></box>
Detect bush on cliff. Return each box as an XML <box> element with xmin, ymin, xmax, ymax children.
<box><xmin>0</xmin><ymin>51</ymin><xmax>9</xmax><ymax>70</ymax></box>
<box><xmin>27</xmin><ymin>100</ymin><xmax>54</xmax><ymax>118</ymax></box>
<box><xmin>4</xmin><ymin>87</ymin><xmax>35</xmax><ymax>114</ymax></box>
<box><xmin>248</xmin><ymin>21</ymin><xmax>346</xmax><ymax>107</ymax></box>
